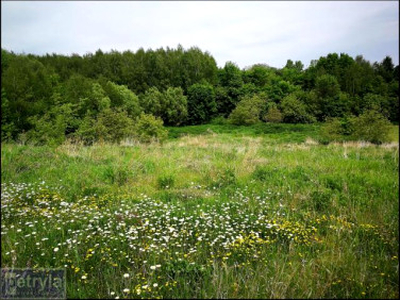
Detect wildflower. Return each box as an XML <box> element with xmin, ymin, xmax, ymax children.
<box><xmin>81</xmin><ymin>275</ymin><xmax>87</xmax><ymax>280</ymax></box>
<box><xmin>123</xmin><ymin>288</ymin><xmax>130</xmax><ymax>293</ymax></box>
<box><xmin>123</xmin><ymin>273</ymin><xmax>130</xmax><ymax>278</ymax></box>
<box><xmin>153</xmin><ymin>283</ymin><xmax>158</xmax><ymax>287</ymax></box>
<box><xmin>54</xmin><ymin>247</ymin><xmax>59</xmax><ymax>252</ymax></box>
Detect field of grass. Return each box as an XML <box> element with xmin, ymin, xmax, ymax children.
<box><xmin>1</xmin><ymin>123</ymin><xmax>399</xmax><ymax>299</ymax></box>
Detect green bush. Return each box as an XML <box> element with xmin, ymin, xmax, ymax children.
<box><xmin>74</xmin><ymin>115</ymin><xmax>97</xmax><ymax>145</ymax></box>
<box><xmin>75</xmin><ymin>108</ymin><xmax>134</xmax><ymax>144</ymax></box>
<box><xmin>96</xmin><ymin>108</ymin><xmax>135</xmax><ymax>143</ymax></box>
<box><xmin>228</xmin><ymin>94</ymin><xmax>265</xmax><ymax>125</ymax></box>
<box><xmin>133</xmin><ymin>113</ymin><xmax>168</xmax><ymax>143</ymax></box>
<box><xmin>321</xmin><ymin>110</ymin><xmax>391</xmax><ymax>144</ymax></box>
<box><xmin>210</xmin><ymin>116</ymin><xmax>228</xmax><ymax>125</ymax></box>
<box><xmin>102</xmin><ymin>81</ymin><xmax>142</xmax><ymax>118</ymax></box>
<box><xmin>280</xmin><ymin>94</ymin><xmax>316</xmax><ymax>124</ymax></box>
<box><xmin>141</xmin><ymin>87</ymin><xmax>188</xmax><ymax>126</ymax></box>
<box><xmin>264</xmin><ymin>103</ymin><xmax>283</xmax><ymax>123</ymax></box>
<box><xmin>26</xmin><ymin>103</ymin><xmax>75</xmax><ymax>146</ymax></box>
<box><xmin>320</xmin><ymin>117</ymin><xmax>354</xmax><ymax>142</ymax></box>
<box><xmin>352</xmin><ymin>109</ymin><xmax>392</xmax><ymax>144</ymax></box>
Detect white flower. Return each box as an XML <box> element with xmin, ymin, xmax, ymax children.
<box><xmin>81</xmin><ymin>275</ymin><xmax>87</xmax><ymax>280</ymax></box>
<box><xmin>53</xmin><ymin>247</ymin><xmax>59</xmax><ymax>252</ymax></box>
<box><xmin>123</xmin><ymin>288</ymin><xmax>130</xmax><ymax>293</ymax></box>
<box><xmin>110</xmin><ymin>292</ymin><xmax>115</xmax><ymax>296</ymax></box>
<box><xmin>123</xmin><ymin>273</ymin><xmax>129</xmax><ymax>278</ymax></box>
<box><xmin>150</xmin><ymin>266</ymin><xmax>156</xmax><ymax>270</ymax></box>
<box><xmin>142</xmin><ymin>285</ymin><xmax>148</xmax><ymax>289</ymax></box>
<box><xmin>153</xmin><ymin>283</ymin><xmax>158</xmax><ymax>287</ymax></box>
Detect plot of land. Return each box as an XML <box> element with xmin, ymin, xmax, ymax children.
<box><xmin>1</xmin><ymin>124</ymin><xmax>399</xmax><ymax>298</ymax></box>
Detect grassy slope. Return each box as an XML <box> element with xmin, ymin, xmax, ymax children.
<box><xmin>1</xmin><ymin>123</ymin><xmax>399</xmax><ymax>298</ymax></box>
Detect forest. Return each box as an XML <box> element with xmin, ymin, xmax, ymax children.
<box><xmin>1</xmin><ymin>45</ymin><xmax>399</xmax><ymax>299</ymax></box>
<box><xmin>1</xmin><ymin>45</ymin><xmax>399</xmax><ymax>145</ymax></box>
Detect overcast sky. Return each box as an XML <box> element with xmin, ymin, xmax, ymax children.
<box><xmin>1</xmin><ymin>1</ymin><xmax>399</xmax><ymax>69</ymax></box>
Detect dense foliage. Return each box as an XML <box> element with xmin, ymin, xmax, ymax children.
<box><xmin>1</xmin><ymin>47</ymin><xmax>398</xmax><ymax>144</ymax></box>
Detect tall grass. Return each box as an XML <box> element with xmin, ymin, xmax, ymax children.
<box><xmin>1</xmin><ymin>124</ymin><xmax>398</xmax><ymax>298</ymax></box>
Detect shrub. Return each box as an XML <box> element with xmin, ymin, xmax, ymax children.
<box><xmin>74</xmin><ymin>115</ymin><xmax>97</xmax><ymax>145</ymax></box>
<box><xmin>210</xmin><ymin>116</ymin><xmax>228</xmax><ymax>125</ymax></box>
<box><xmin>75</xmin><ymin>108</ymin><xmax>134</xmax><ymax>144</ymax></box>
<box><xmin>140</xmin><ymin>87</ymin><xmax>188</xmax><ymax>126</ymax></box>
<box><xmin>320</xmin><ymin>117</ymin><xmax>353</xmax><ymax>142</ymax></box>
<box><xmin>96</xmin><ymin>109</ymin><xmax>135</xmax><ymax>143</ymax></box>
<box><xmin>228</xmin><ymin>94</ymin><xmax>265</xmax><ymax>126</ymax></box>
<box><xmin>352</xmin><ymin>109</ymin><xmax>392</xmax><ymax>144</ymax></box>
<box><xmin>103</xmin><ymin>81</ymin><xmax>142</xmax><ymax>118</ymax></box>
<box><xmin>133</xmin><ymin>113</ymin><xmax>168</xmax><ymax>143</ymax></box>
<box><xmin>280</xmin><ymin>94</ymin><xmax>316</xmax><ymax>124</ymax></box>
<box><xmin>26</xmin><ymin>103</ymin><xmax>75</xmax><ymax>146</ymax></box>
<box><xmin>264</xmin><ymin>103</ymin><xmax>283</xmax><ymax>123</ymax></box>
<box><xmin>321</xmin><ymin>110</ymin><xmax>391</xmax><ymax>144</ymax></box>
<box><xmin>163</xmin><ymin>87</ymin><xmax>188</xmax><ymax>126</ymax></box>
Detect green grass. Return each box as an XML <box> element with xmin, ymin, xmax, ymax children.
<box><xmin>1</xmin><ymin>123</ymin><xmax>399</xmax><ymax>299</ymax></box>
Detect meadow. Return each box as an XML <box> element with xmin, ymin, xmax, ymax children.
<box><xmin>1</xmin><ymin>123</ymin><xmax>399</xmax><ymax>299</ymax></box>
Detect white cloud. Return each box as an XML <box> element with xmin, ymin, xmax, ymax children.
<box><xmin>1</xmin><ymin>1</ymin><xmax>398</xmax><ymax>68</ymax></box>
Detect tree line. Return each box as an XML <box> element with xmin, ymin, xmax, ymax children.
<box><xmin>1</xmin><ymin>46</ymin><xmax>398</xmax><ymax>144</ymax></box>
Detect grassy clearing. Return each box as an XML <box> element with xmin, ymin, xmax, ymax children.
<box><xmin>1</xmin><ymin>124</ymin><xmax>399</xmax><ymax>298</ymax></box>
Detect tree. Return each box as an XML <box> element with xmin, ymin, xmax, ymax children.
<box><xmin>266</xmin><ymin>80</ymin><xmax>300</xmax><ymax>103</ymax></box>
<box><xmin>79</xmin><ymin>82</ymin><xmax>111</xmax><ymax>116</ymax></box>
<box><xmin>1</xmin><ymin>88</ymin><xmax>16</xmax><ymax>141</ymax></box>
<box><xmin>75</xmin><ymin>108</ymin><xmax>134</xmax><ymax>144</ymax></box>
<box><xmin>1</xmin><ymin>55</ymin><xmax>56</xmax><ymax>133</ymax></box>
<box><xmin>27</xmin><ymin>103</ymin><xmax>75</xmax><ymax>146</ymax></box>
<box><xmin>264</xmin><ymin>103</ymin><xmax>283</xmax><ymax>123</ymax></box>
<box><xmin>140</xmin><ymin>87</ymin><xmax>164</xmax><ymax>117</ymax></box>
<box><xmin>162</xmin><ymin>87</ymin><xmax>188</xmax><ymax>126</ymax></box>
<box><xmin>132</xmin><ymin>113</ymin><xmax>168</xmax><ymax>143</ymax></box>
<box><xmin>375</xmin><ymin>56</ymin><xmax>395</xmax><ymax>83</ymax></box>
<box><xmin>315</xmin><ymin>74</ymin><xmax>341</xmax><ymax>99</ymax></box>
<box><xmin>280</xmin><ymin>94</ymin><xmax>316</xmax><ymax>124</ymax></box>
<box><xmin>228</xmin><ymin>94</ymin><xmax>265</xmax><ymax>125</ymax></box>
<box><xmin>216</xmin><ymin>61</ymin><xmax>244</xmax><ymax>116</ymax></box>
<box><xmin>187</xmin><ymin>83</ymin><xmax>217</xmax><ymax>124</ymax></box>
<box><xmin>314</xmin><ymin>74</ymin><xmax>349</xmax><ymax>120</ymax></box>
<box><xmin>140</xmin><ymin>86</ymin><xmax>187</xmax><ymax>125</ymax></box>
<box><xmin>243</xmin><ymin>64</ymin><xmax>272</xmax><ymax>87</ymax></box>
<box><xmin>95</xmin><ymin>108</ymin><xmax>134</xmax><ymax>143</ymax></box>
<box><xmin>102</xmin><ymin>81</ymin><xmax>142</xmax><ymax>118</ymax></box>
